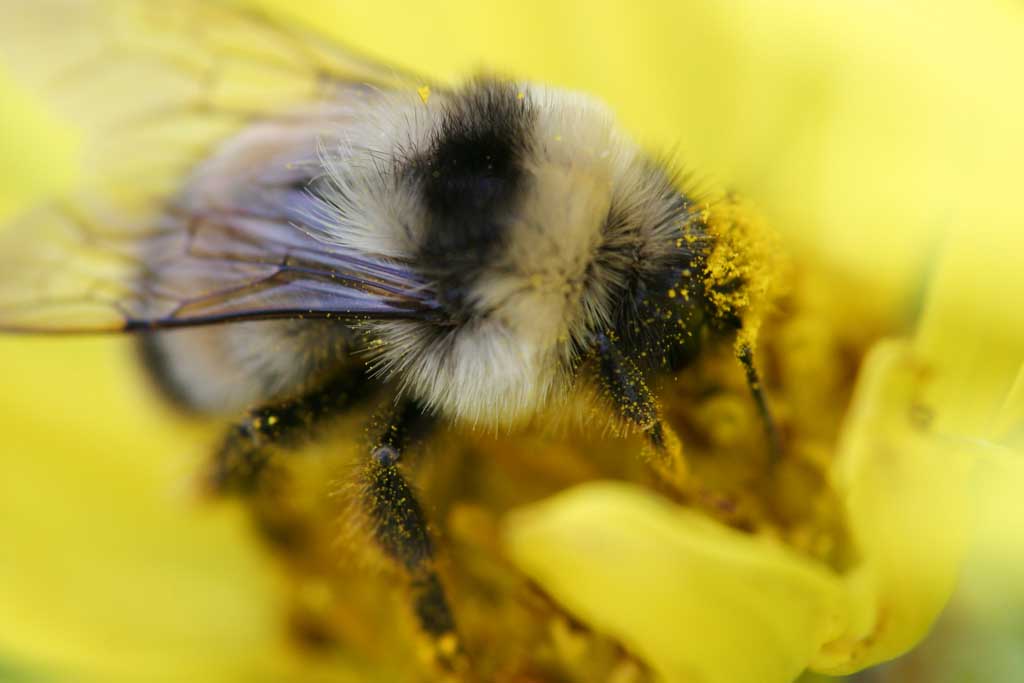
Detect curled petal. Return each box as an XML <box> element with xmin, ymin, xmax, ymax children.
<box><xmin>813</xmin><ymin>340</ymin><xmax>973</xmax><ymax>673</ymax></box>
<box><xmin>504</xmin><ymin>340</ymin><xmax>982</xmax><ymax>681</ymax></box>
<box><xmin>504</xmin><ymin>482</ymin><xmax>846</xmax><ymax>683</ymax></box>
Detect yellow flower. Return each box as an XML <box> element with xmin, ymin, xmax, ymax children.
<box><xmin>1</xmin><ymin>1</ymin><xmax>1022</xmax><ymax>681</ymax></box>
<box><xmin>501</xmin><ymin>1</ymin><xmax>1024</xmax><ymax>681</ymax></box>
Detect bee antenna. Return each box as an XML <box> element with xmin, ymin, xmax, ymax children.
<box><xmin>736</xmin><ymin>343</ymin><xmax>782</xmax><ymax>464</ymax></box>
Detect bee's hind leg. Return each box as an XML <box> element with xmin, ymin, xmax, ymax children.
<box><xmin>206</xmin><ymin>369</ymin><xmax>372</xmax><ymax>495</ymax></box>
<box><xmin>208</xmin><ymin>378</ymin><xmax>462</xmax><ymax>668</ymax></box>
<box><xmin>359</xmin><ymin>399</ymin><xmax>464</xmax><ymax>670</ymax></box>
<box><xmin>208</xmin><ymin>382</ymin><xmax>462</xmax><ymax>665</ymax></box>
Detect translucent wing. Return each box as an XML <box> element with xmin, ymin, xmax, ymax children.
<box><xmin>0</xmin><ymin>194</ymin><xmax>442</xmax><ymax>333</ymax></box>
<box><xmin>0</xmin><ymin>0</ymin><xmax>440</xmax><ymax>333</ymax></box>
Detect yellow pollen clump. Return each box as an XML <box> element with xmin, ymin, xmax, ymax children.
<box><xmin>702</xmin><ymin>196</ymin><xmax>786</xmax><ymax>354</ymax></box>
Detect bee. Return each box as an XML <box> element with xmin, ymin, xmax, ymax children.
<box><xmin>0</xmin><ymin>0</ymin><xmax>780</xmax><ymax>671</ymax></box>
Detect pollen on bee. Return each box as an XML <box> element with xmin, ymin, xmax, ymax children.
<box><xmin>667</xmin><ymin>289</ymin><xmax>677</xmax><ymax>298</ymax></box>
<box><xmin>437</xmin><ymin>631</ymin><xmax>460</xmax><ymax>658</ymax></box>
<box><xmin>417</xmin><ymin>85</ymin><xmax>431</xmax><ymax>104</ymax></box>
<box><xmin>645</xmin><ymin>422</ymin><xmax>687</xmax><ymax>490</ymax></box>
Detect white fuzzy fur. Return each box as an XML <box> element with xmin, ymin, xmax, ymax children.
<box><xmin>152</xmin><ymin>83</ymin><xmax>684</xmax><ymax>425</ymax></box>
<box><xmin>317</xmin><ymin>85</ymin><xmax>671</xmax><ymax>425</ymax></box>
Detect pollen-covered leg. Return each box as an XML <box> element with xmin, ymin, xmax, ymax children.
<box><xmin>594</xmin><ymin>333</ymin><xmax>686</xmax><ymax>485</ymax></box>
<box><xmin>207</xmin><ymin>370</ymin><xmax>370</xmax><ymax>495</ymax></box>
<box><xmin>360</xmin><ymin>400</ymin><xmax>464</xmax><ymax>669</ymax></box>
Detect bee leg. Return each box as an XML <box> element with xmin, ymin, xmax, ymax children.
<box><xmin>594</xmin><ymin>333</ymin><xmax>685</xmax><ymax>482</ymax></box>
<box><xmin>207</xmin><ymin>370</ymin><xmax>370</xmax><ymax>495</ymax></box>
<box><xmin>736</xmin><ymin>343</ymin><xmax>782</xmax><ymax>463</ymax></box>
<box><xmin>360</xmin><ymin>400</ymin><xmax>463</xmax><ymax>669</ymax></box>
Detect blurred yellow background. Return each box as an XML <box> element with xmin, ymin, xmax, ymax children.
<box><xmin>1</xmin><ymin>1</ymin><xmax>1022</xmax><ymax>681</ymax></box>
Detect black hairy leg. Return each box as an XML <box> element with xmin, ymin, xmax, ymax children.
<box><xmin>736</xmin><ymin>343</ymin><xmax>782</xmax><ymax>463</ymax></box>
<box><xmin>207</xmin><ymin>369</ymin><xmax>372</xmax><ymax>495</ymax></box>
<box><xmin>594</xmin><ymin>332</ymin><xmax>686</xmax><ymax>486</ymax></box>
<box><xmin>360</xmin><ymin>399</ymin><xmax>463</xmax><ymax>669</ymax></box>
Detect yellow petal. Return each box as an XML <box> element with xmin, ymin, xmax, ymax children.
<box><xmin>903</xmin><ymin>195</ymin><xmax>1024</xmax><ymax>667</ymax></box>
<box><xmin>812</xmin><ymin>340</ymin><xmax>974</xmax><ymax>673</ymax></box>
<box><xmin>504</xmin><ymin>482</ymin><xmax>846</xmax><ymax>683</ymax></box>
<box><xmin>503</xmin><ymin>339</ymin><xmax>993</xmax><ymax>681</ymax></box>
<box><xmin>959</xmin><ymin>439</ymin><xmax>1024</xmax><ymax>610</ymax></box>
<box><xmin>915</xmin><ymin>226</ymin><xmax>1024</xmax><ymax>442</ymax></box>
<box><xmin>0</xmin><ymin>339</ymin><xmax>373</xmax><ymax>682</ymax></box>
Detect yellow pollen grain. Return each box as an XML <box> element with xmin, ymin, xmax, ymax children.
<box><xmin>417</xmin><ymin>85</ymin><xmax>431</xmax><ymax>104</ymax></box>
<box><xmin>437</xmin><ymin>632</ymin><xmax>459</xmax><ymax>658</ymax></box>
<box><xmin>667</xmin><ymin>289</ymin><xmax>677</xmax><ymax>298</ymax></box>
<box><xmin>516</xmin><ymin>91</ymin><xmax>525</xmax><ymax>100</ymax></box>
<box><xmin>267</xmin><ymin>415</ymin><xmax>278</xmax><ymax>426</ymax></box>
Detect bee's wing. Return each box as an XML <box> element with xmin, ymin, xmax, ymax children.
<box><xmin>0</xmin><ymin>197</ymin><xmax>441</xmax><ymax>333</ymax></box>
<box><xmin>0</xmin><ymin>0</ymin><xmax>439</xmax><ymax>333</ymax></box>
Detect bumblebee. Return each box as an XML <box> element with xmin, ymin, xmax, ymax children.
<box><xmin>0</xmin><ymin>0</ymin><xmax>780</xmax><ymax>670</ymax></box>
